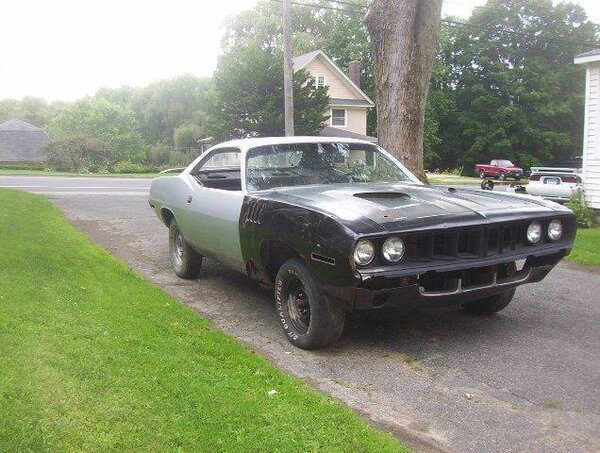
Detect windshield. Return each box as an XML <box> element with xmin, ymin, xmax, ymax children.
<box><xmin>245</xmin><ymin>142</ymin><xmax>413</xmax><ymax>191</ymax></box>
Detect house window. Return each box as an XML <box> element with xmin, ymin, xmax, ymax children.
<box><xmin>314</xmin><ymin>75</ymin><xmax>326</xmax><ymax>88</ymax></box>
<box><xmin>331</xmin><ymin>109</ymin><xmax>346</xmax><ymax>127</ymax></box>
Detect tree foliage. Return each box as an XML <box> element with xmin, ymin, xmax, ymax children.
<box><xmin>223</xmin><ymin>0</ymin><xmax>376</xmax><ymax>133</ymax></box>
<box><xmin>437</xmin><ymin>0</ymin><xmax>599</xmax><ymax>170</ymax></box>
<box><xmin>206</xmin><ymin>48</ymin><xmax>329</xmax><ymax>140</ymax></box>
<box><xmin>46</xmin><ymin>98</ymin><xmax>147</xmax><ymax>164</ymax></box>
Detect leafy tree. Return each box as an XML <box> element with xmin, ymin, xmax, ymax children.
<box><xmin>127</xmin><ymin>75</ymin><xmax>210</xmax><ymax>145</ymax></box>
<box><xmin>206</xmin><ymin>48</ymin><xmax>329</xmax><ymax>139</ymax></box>
<box><xmin>173</xmin><ymin>124</ymin><xmax>205</xmax><ymax>151</ymax></box>
<box><xmin>47</xmin><ymin>98</ymin><xmax>146</xmax><ymax>164</ymax></box>
<box><xmin>44</xmin><ymin>135</ymin><xmax>114</xmax><ymax>172</ymax></box>
<box><xmin>223</xmin><ymin>0</ymin><xmax>377</xmax><ymax>134</ymax></box>
<box><xmin>441</xmin><ymin>0</ymin><xmax>599</xmax><ymax>170</ymax></box>
<box><xmin>0</xmin><ymin>97</ymin><xmax>66</xmax><ymax>128</ymax></box>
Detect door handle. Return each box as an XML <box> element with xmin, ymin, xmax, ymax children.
<box><xmin>186</xmin><ymin>196</ymin><xmax>193</xmax><ymax>205</ymax></box>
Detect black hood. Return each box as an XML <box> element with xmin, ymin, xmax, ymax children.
<box><xmin>256</xmin><ymin>182</ymin><xmax>571</xmax><ymax>235</ymax></box>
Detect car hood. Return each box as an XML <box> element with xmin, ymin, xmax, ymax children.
<box><xmin>505</xmin><ymin>166</ymin><xmax>523</xmax><ymax>172</ymax></box>
<box><xmin>256</xmin><ymin>182</ymin><xmax>570</xmax><ymax>235</ymax></box>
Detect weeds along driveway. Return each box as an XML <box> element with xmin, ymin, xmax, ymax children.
<box><xmin>3</xmin><ymin>175</ymin><xmax>598</xmax><ymax>453</ymax></box>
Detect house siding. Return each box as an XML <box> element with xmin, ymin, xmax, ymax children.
<box><xmin>0</xmin><ymin>130</ymin><xmax>48</xmax><ymax>162</ymax></box>
<box><xmin>329</xmin><ymin>108</ymin><xmax>367</xmax><ymax>136</ymax></box>
<box><xmin>305</xmin><ymin>57</ymin><xmax>359</xmax><ymax>100</ymax></box>
<box><xmin>583</xmin><ymin>63</ymin><xmax>600</xmax><ymax>209</ymax></box>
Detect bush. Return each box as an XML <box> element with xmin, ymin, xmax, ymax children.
<box><xmin>565</xmin><ymin>191</ymin><xmax>596</xmax><ymax>228</ymax></box>
<box><xmin>112</xmin><ymin>161</ymin><xmax>156</xmax><ymax>174</ymax></box>
<box><xmin>44</xmin><ymin>135</ymin><xmax>114</xmax><ymax>172</ymax></box>
<box><xmin>0</xmin><ymin>161</ymin><xmax>46</xmax><ymax>170</ymax></box>
<box><xmin>168</xmin><ymin>150</ymin><xmax>197</xmax><ymax>168</ymax></box>
<box><xmin>146</xmin><ymin>144</ymin><xmax>171</xmax><ymax>168</ymax></box>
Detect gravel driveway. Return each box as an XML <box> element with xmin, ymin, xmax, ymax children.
<box><xmin>2</xmin><ymin>175</ymin><xmax>598</xmax><ymax>452</ymax></box>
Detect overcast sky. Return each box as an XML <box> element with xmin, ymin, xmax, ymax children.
<box><xmin>1</xmin><ymin>0</ymin><xmax>600</xmax><ymax>101</ymax></box>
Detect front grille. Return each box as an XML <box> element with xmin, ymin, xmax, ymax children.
<box><xmin>404</xmin><ymin>222</ymin><xmax>528</xmax><ymax>262</ymax></box>
<box><xmin>357</xmin><ymin>216</ymin><xmax>574</xmax><ymax>269</ymax></box>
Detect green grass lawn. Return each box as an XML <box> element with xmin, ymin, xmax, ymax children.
<box><xmin>0</xmin><ymin>189</ymin><xmax>405</xmax><ymax>452</ymax></box>
<box><xmin>0</xmin><ymin>168</ymin><xmax>159</xmax><ymax>178</ymax></box>
<box><xmin>567</xmin><ymin>227</ymin><xmax>600</xmax><ymax>267</ymax></box>
<box><xmin>427</xmin><ymin>172</ymin><xmax>481</xmax><ymax>185</ymax></box>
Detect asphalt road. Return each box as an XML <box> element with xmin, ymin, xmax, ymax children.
<box><xmin>2</xmin><ymin>175</ymin><xmax>598</xmax><ymax>452</ymax></box>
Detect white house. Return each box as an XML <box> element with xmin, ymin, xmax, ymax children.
<box><xmin>574</xmin><ymin>49</ymin><xmax>600</xmax><ymax>210</ymax></box>
<box><xmin>293</xmin><ymin>50</ymin><xmax>376</xmax><ymax>142</ymax></box>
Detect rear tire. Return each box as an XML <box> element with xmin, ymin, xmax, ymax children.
<box><xmin>169</xmin><ymin>219</ymin><xmax>202</xmax><ymax>279</ymax></box>
<box><xmin>479</xmin><ymin>170</ymin><xmax>486</xmax><ymax>179</ymax></box>
<box><xmin>462</xmin><ymin>289</ymin><xmax>515</xmax><ymax>315</ymax></box>
<box><xmin>275</xmin><ymin>259</ymin><xmax>345</xmax><ymax>349</ymax></box>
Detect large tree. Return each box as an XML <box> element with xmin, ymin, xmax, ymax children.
<box><xmin>365</xmin><ymin>0</ymin><xmax>443</xmax><ymax>180</ymax></box>
<box><xmin>223</xmin><ymin>0</ymin><xmax>376</xmax><ymax>134</ymax></box>
<box><xmin>95</xmin><ymin>75</ymin><xmax>211</xmax><ymax>146</ymax></box>
<box><xmin>47</xmin><ymin>98</ymin><xmax>146</xmax><ymax>164</ymax></box>
<box><xmin>206</xmin><ymin>48</ymin><xmax>328</xmax><ymax>139</ymax></box>
<box><xmin>441</xmin><ymin>0</ymin><xmax>599</xmax><ymax>170</ymax></box>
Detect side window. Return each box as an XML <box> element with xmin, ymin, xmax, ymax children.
<box><xmin>199</xmin><ymin>150</ymin><xmax>240</xmax><ymax>169</ymax></box>
<box><xmin>192</xmin><ymin>148</ymin><xmax>242</xmax><ymax>191</ymax></box>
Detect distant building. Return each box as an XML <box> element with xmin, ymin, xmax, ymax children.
<box><xmin>574</xmin><ymin>50</ymin><xmax>600</xmax><ymax>210</ymax></box>
<box><xmin>293</xmin><ymin>50</ymin><xmax>376</xmax><ymax>142</ymax></box>
<box><xmin>0</xmin><ymin>118</ymin><xmax>49</xmax><ymax>163</ymax></box>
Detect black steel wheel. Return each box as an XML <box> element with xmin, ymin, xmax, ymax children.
<box><xmin>275</xmin><ymin>258</ymin><xmax>345</xmax><ymax>349</ymax></box>
<box><xmin>169</xmin><ymin>219</ymin><xmax>202</xmax><ymax>279</ymax></box>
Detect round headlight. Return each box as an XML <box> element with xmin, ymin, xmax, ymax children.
<box><xmin>548</xmin><ymin>219</ymin><xmax>563</xmax><ymax>241</ymax></box>
<box><xmin>526</xmin><ymin>221</ymin><xmax>543</xmax><ymax>244</ymax></box>
<box><xmin>382</xmin><ymin>237</ymin><xmax>405</xmax><ymax>263</ymax></box>
<box><xmin>353</xmin><ymin>240</ymin><xmax>375</xmax><ymax>266</ymax></box>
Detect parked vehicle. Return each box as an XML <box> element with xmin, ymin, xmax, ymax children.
<box><xmin>507</xmin><ymin>167</ymin><xmax>583</xmax><ymax>202</ymax></box>
<box><xmin>475</xmin><ymin>159</ymin><xmax>524</xmax><ymax>180</ymax></box>
<box><xmin>149</xmin><ymin>137</ymin><xmax>576</xmax><ymax>349</ymax></box>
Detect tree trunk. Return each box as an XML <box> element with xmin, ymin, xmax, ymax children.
<box><xmin>365</xmin><ymin>0</ymin><xmax>442</xmax><ymax>181</ymax></box>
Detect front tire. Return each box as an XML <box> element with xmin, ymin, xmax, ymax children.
<box><xmin>275</xmin><ymin>259</ymin><xmax>345</xmax><ymax>349</ymax></box>
<box><xmin>499</xmin><ymin>172</ymin><xmax>507</xmax><ymax>181</ymax></box>
<box><xmin>169</xmin><ymin>219</ymin><xmax>202</xmax><ymax>279</ymax></box>
<box><xmin>462</xmin><ymin>289</ymin><xmax>515</xmax><ymax>315</ymax></box>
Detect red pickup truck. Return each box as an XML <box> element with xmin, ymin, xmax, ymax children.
<box><xmin>475</xmin><ymin>159</ymin><xmax>524</xmax><ymax>181</ymax></box>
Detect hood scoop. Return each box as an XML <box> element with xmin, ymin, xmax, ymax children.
<box><xmin>353</xmin><ymin>192</ymin><xmax>414</xmax><ymax>209</ymax></box>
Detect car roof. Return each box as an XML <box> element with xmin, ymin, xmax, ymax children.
<box><xmin>213</xmin><ymin>136</ymin><xmax>374</xmax><ymax>150</ymax></box>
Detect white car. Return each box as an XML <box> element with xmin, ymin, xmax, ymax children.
<box><xmin>510</xmin><ymin>167</ymin><xmax>582</xmax><ymax>202</ymax></box>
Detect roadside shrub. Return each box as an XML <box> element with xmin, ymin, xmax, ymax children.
<box><xmin>565</xmin><ymin>191</ymin><xmax>596</xmax><ymax>228</ymax></box>
<box><xmin>451</xmin><ymin>166</ymin><xmax>464</xmax><ymax>176</ymax></box>
<box><xmin>168</xmin><ymin>150</ymin><xmax>197</xmax><ymax>168</ymax></box>
<box><xmin>113</xmin><ymin>161</ymin><xmax>156</xmax><ymax>174</ymax></box>
<box><xmin>146</xmin><ymin>144</ymin><xmax>171</xmax><ymax>168</ymax></box>
<box><xmin>44</xmin><ymin>135</ymin><xmax>114</xmax><ymax>172</ymax></box>
<box><xmin>0</xmin><ymin>161</ymin><xmax>45</xmax><ymax>170</ymax></box>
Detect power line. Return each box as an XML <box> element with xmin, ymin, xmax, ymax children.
<box><xmin>269</xmin><ymin>0</ymin><xmax>363</xmax><ymax>14</ymax></box>
<box><xmin>269</xmin><ymin>0</ymin><xmax>598</xmax><ymax>49</ymax></box>
<box><xmin>443</xmin><ymin>18</ymin><xmax>598</xmax><ymax>48</ymax></box>
<box><xmin>443</xmin><ymin>0</ymin><xmax>600</xmax><ymax>26</ymax></box>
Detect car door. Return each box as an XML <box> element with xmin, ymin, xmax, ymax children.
<box><xmin>178</xmin><ymin>147</ymin><xmax>246</xmax><ymax>273</ymax></box>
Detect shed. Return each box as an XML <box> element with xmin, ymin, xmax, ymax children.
<box><xmin>574</xmin><ymin>50</ymin><xmax>600</xmax><ymax>210</ymax></box>
<box><xmin>0</xmin><ymin>118</ymin><xmax>49</xmax><ymax>163</ymax></box>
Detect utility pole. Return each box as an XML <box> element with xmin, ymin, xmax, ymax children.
<box><xmin>282</xmin><ymin>0</ymin><xmax>294</xmax><ymax>136</ymax></box>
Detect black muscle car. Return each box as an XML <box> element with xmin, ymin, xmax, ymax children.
<box><xmin>148</xmin><ymin>137</ymin><xmax>576</xmax><ymax>349</ymax></box>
